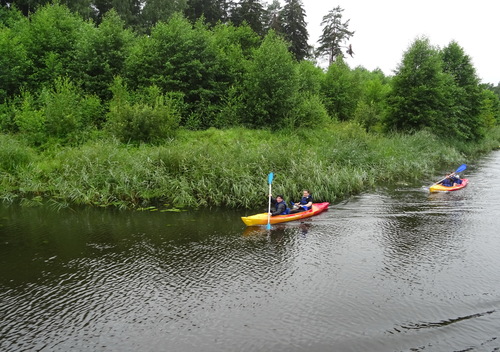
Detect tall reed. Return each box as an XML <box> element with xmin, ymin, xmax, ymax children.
<box><xmin>3</xmin><ymin>123</ymin><xmax>500</xmax><ymax>209</ymax></box>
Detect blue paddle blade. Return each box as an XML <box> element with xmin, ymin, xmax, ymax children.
<box><xmin>266</xmin><ymin>223</ymin><xmax>271</xmax><ymax>230</ymax></box>
<box><xmin>455</xmin><ymin>164</ymin><xmax>467</xmax><ymax>173</ymax></box>
<box><xmin>268</xmin><ymin>172</ymin><xmax>274</xmax><ymax>184</ymax></box>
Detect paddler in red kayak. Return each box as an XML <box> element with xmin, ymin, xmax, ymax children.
<box><xmin>290</xmin><ymin>189</ymin><xmax>313</xmax><ymax>214</ymax></box>
<box><xmin>439</xmin><ymin>172</ymin><xmax>463</xmax><ymax>187</ymax></box>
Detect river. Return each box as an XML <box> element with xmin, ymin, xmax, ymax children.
<box><xmin>1</xmin><ymin>152</ymin><xmax>500</xmax><ymax>352</ymax></box>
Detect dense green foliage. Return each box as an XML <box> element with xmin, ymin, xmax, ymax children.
<box><xmin>240</xmin><ymin>31</ymin><xmax>298</xmax><ymax>129</ymax></box>
<box><xmin>1</xmin><ymin>2</ymin><xmax>500</xmax><ymax>210</ymax></box>
<box><xmin>105</xmin><ymin>78</ymin><xmax>181</xmax><ymax>144</ymax></box>
<box><xmin>441</xmin><ymin>41</ymin><xmax>485</xmax><ymax>140</ymax></box>
<box><xmin>321</xmin><ymin>56</ymin><xmax>361</xmax><ymax>121</ymax></box>
<box><xmin>386</xmin><ymin>38</ymin><xmax>448</xmax><ymax>133</ymax></box>
<box><xmin>385</xmin><ymin>37</ymin><xmax>497</xmax><ymax>141</ymax></box>
<box><xmin>1</xmin><ymin>2</ymin><xmax>499</xmax><ymax>137</ymax></box>
<box><xmin>74</xmin><ymin>10</ymin><xmax>135</xmax><ymax>101</ymax></box>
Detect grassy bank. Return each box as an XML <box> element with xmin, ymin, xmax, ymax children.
<box><xmin>1</xmin><ymin>123</ymin><xmax>500</xmax><ymax>210</ymax></box>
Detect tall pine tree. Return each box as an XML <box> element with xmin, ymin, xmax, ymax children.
<box><xmin>230</xmin><ymin>0</ymin><xmax>265</xmax><ymax>36</ymax></box>
<box><xmin>184</xmin><ymin>0</ymin><xmax>226</xmax><ymax>26</ymax></box>
<box><xmin>316</xmin><ymin>6</ymin><xmax>354</xmax><ymax>65</ymax></box>
<box><xmin>262</xmin><ymin>0</ymin><xmax>281</xmax><ymax>33</ymax></box>
<box><xmin>141</xmin><ymin>0</ymin><xmax>187</xmax><ymax>31</ymax></box>
<box><xmin>280</xmin><ymin>0</ymin><xmax>309</xmax><ymax>61</ymax></box>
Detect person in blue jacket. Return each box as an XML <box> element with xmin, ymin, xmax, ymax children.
<box><xmin>269</xmin><ymin>195</ymin><xmax>290</xmax><ymax>216</ymax></box>
<box><xmin>440</xmin><ymin>172</ymin><xmax>462</xmax><ymax>187</ymax></box>
<box><xmin>290</xmin><ymin>190</ymin><xmax>313</xmax><ymax>214</ymax></box>
<box><xmin>440</xmin><ymin>176</ymin><xmax>453</xmax><ymax>187</ymax></box>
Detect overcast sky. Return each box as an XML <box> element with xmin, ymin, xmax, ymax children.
<box><xmin>301</xmin><ymin>0</ymin><xmax>499</xmax><ymax>84</ymax></box>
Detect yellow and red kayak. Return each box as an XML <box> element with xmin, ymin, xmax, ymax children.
<box><xmin>429</xmin><ymin>178</ymin><xmax>469</xmax><ymax>192</ymax></box>
<box><xmin>241</xmin><ymin>202</ymin><xmax>329</xmax><ymax>226</ymax></box>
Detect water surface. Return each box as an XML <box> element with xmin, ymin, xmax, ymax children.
<box><xmin>2</xmin><ymin>153</ymin><xmax>500</xmax><ymax>351</ymax></box>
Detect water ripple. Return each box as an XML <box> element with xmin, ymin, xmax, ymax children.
<box><xmin>395</xmin><ymin>309</ymin><xmax>496</xmax><ymax>331</ymax></box>
<box><xmin>3</xmin><ymin>153</ymin><xmax>500</xmax><ymax>352</ymax></box>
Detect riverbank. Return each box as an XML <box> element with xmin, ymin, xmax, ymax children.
<box><xmin>1</xmin><ymin>123</ymin><xmax>500</xmax><ymax>210</ymax></box>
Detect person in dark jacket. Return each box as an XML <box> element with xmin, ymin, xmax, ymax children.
<box><xmin>440</xmin><ymin>175</ymin><xmax>454</xmax><ymax>187</ymax></box>
<box><xmin>440</xmin><ymin>172</ymin><xmax>462</xmax><ymax>187</ymax></box>
<box><xmin>290</xmin><ymin>190</ymin><xmax>313</xmax><ymax>214</ymax></box>
<box><xmin>269</xmin><ymin>195</ymin><xmax>290</xmax><ymax>216</ymax></box>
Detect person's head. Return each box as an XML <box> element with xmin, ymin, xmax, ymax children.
<box><xmin>302</xmin><ymin>190</ymin><xmax>310</xmax><ymax>197</ymax></box>
<box><xmin>276</xmin><ymin>195</ymin><xmax>284</xmax><ymax>202</ymax></box>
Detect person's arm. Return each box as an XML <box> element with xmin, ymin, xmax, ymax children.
<box><xmin>269</xmin><ymin>196</ymin><xmax>277</xmax><ymax>215</ymax></box>
<box><xmin>304</xmin><ymin>195</ymin><xmax>313</xmax><ymax>208</ymax></box>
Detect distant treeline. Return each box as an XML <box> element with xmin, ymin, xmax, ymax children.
<box><xmin>1</xmin><ymin>1</ymin><xmax>500</xmax><ymax>149</ymax></box>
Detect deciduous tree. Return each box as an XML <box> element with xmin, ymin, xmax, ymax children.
<box><xmin>0</xmin><ymin>26</ymin><xmax>29</xmax><ymax>103</ymax></box>
<box><xmin>240</xmin><ymin>30</ymin><xmax>298</xmax><ymax>129</ymax></box>
<box><xmin>320</xmin><ymin>56</ymin><xmax>360</xmax><ymax>121</ymax></box>
<box><xmin>385</xmin><ymin>37</ymin><xmax>450</xmax><ymax>134</ymax></box>
<box><xmin>441</xmin><ymin>41</ymin><xmax>484</xmax><ymax>140</ymax></box>
<box><xmin>73</xmin><ymin>10</ymin><xmax>135</xmax><ymax>101</ymax></box>
<box><xmin>18</xmin><ymin>2</ymin><xmax>87</xmax><ymax>92</ymax></box>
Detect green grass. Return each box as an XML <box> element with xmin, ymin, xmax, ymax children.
<box><xmin>2</xmin><ymin>123</ymin><xmax>500</xmax><ymax>209</ymax></box>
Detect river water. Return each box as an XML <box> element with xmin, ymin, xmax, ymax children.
<box><xmin>1</xmin><ymin>152</ymin><xmax>500</xmax><ymax>352</ymax></box>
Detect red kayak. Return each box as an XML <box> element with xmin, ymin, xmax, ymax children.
<box><xmin>241</xmin><ymin>202</ymin><xmax>329</xmax><ymax>226</ymax></box>
<box><xmin>429</xmin><ymin>178</ymin><xmax>469</xmax><ymax>192</ymax></box>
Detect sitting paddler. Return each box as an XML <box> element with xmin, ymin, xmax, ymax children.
<box><xmin>269</xmin><ymin>194</ymin><xmax>290</xmax><ymax>216</ymax></box>
<box><xmin>439</xmin><ymin>172</ymin><xmax>462</xmax><ymax>187</ymax></box>
<box><xmin>451</xmin><ymin>173</ymin><xmax>463</xmax><ymax>185</ymax></box>
<box><xmin>290</xmin><ymin>189</ymin><xmax>313</xmax><ymax>214</ymax></box>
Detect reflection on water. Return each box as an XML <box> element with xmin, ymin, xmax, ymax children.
<box><xmin>242</xmin><ymin>222</ymin><xmax>311</xmax><ymax>238</ymax></box>
<box><xmin>2</xmin><ymin>153</ymin><xmax>500</xmax><ymax>351</ymax></box>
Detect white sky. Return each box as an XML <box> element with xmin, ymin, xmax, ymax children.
<box><xmin>301</xmin><ymin>0</ymin><xmax>500</xmax><ymax>84</ymax></box>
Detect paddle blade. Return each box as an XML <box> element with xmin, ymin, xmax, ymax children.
<box><xmin>268</xmin><ymin>172</ymin><xmax>274</xmax><ymax>184</ymax></box>
<box><xmin>266</xmin><ymin>223</ymin><xmax>271</xmax><ymax>230</ymax></box>
<box><xmin>455</xmin><ymin>164</ymin><xmax>466</xmax><ymax>173</ymax></box>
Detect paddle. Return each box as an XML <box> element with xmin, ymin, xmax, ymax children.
<box><xmin>266</xmin><ymin>172</ymin><xmax>274</xmax><ymax>230</ymax></box>
<box><xmin>432</xmin><ymin>164</ymin><xmax>467</xmax><ymax>186</ymax></box>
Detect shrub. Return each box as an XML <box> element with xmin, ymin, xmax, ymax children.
<box><xmin>0</xmin><ymin>134</ymin><xmax>35</xmax><ymax>174</ymax></box>
<box><xmin>14</xmin><ymin>78</ymin><xmax>103</xmax><ymax>146</ymax></box>
<box><xmin>14</xmin><ymin>91</ymin><xmax>46</xmax><ymax>146</ymax></box>
<box><xmin>106</xmin><ymin>79</ymin><xmax>181</xmax><ymax>144</ymax></box>
<box><xmin>290</xmin><ymin>93</ymin><xmax>330</xmax><ymax>129</ymax></box>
